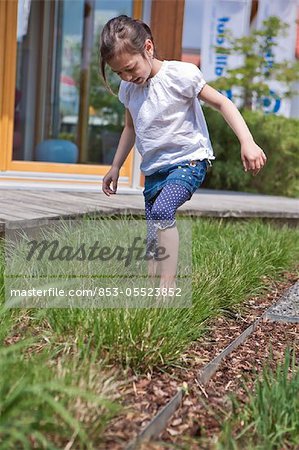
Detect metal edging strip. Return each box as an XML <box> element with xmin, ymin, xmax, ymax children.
<box><xmin>126</xmin><ymin>389</ymin><xmax>184</xmax><ymax>450</ymax></box>
<box><xmin>126</xmin><ymin>314</ymin><xmax>265</xmax><ymax>449</ymax></box>
<box><xmin>126</xmin><ymin>281</ymin><xmax>299</xmax><ymax>449</ymax></box>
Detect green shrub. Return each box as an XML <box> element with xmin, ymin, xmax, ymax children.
<box><xmin>203</xmin><ymin>106</ymin><xmax>299</xmax><ymax>197</ymax></box>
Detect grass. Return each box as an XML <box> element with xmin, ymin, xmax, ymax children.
<box><xmin>0</xmin><ymin>336</ymin><xmax>121</xmax><ymax>449</ymax></box>
<box><xmin>0</xmin><ymin>217</ymin><xmax>298</xmax><ymax>447</ymax></box>
<box><xmin>216</xmin><ymin>348</ymin><xmax>299</xmax><ymax>450</ymax></box>
<box><xmin>1</xmin><ymin>217</ymin><xmax>299</xmax><ymax>371</ymax></box>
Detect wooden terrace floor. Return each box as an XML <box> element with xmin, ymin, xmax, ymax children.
<box><xmin>0</xmin><ymin>188</ymin><xmax>298</xmax><ymax>232</ymax></box>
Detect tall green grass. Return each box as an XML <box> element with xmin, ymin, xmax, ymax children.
<box><xmin>0</xmin><ymin>335</ymin><xmax>121</xmax><ymax>449</ymax></box>
<box><xmin>1</xmin><ymin>218</ymin><xmax>298</xmax><ymax>372</ymax></box>
<box><xmin>217</xmin><ymin>348</ymin><xmax>299</xmax><ymax>450</ymax></box>
<box><xmin>0</xmin><ymin>242</ymin><xmax>121</xmax><ymax>449</ymax></box>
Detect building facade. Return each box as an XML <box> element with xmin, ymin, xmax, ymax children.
<box><xmin>0</xmin><ymin>0</ymin><xmax>298</xmax><ymax>190</ymax></box>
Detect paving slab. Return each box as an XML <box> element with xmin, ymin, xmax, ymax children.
<box><xmin>265</xmin><ymin>281</ymin><xmax>299</xmax><ymax>323</ymax></box>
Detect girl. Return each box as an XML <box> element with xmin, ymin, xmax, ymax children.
<box><xmin>100</xmin><ymin>15</ymin><xmax>267</xmax><ymax>295</ymax></box>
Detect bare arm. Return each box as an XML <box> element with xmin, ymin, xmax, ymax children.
<box><xmin>102</xmin><ymin>109</ymin><xmax>135</xmax><ymax>196</ymax></box>
<box><xmin>111</xmin><ymin>109</ymin><xmax>136</xmax><ymax>169</ymax></box>
<box><xmin>198</xmin><ymin>84</ymin><xmax>267</xmax><ymax>175</ymax></box>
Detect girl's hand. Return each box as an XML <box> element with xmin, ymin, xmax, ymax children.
<box><xmin>102</xmin><ymin>166</ymin><xmax>120</xmax><ymax>196</ymax></box>
<box><xmin>241</xmin><ymin>140</ymin><xmax>267</xmax><ymax>176</ymax></box>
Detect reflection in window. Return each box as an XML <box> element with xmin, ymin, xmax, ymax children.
<box><xmin>14</xmin><ymin>0</ymin><xmax>132</xmax><ymax>165</ymax></box>
<box><xmin>181</xmin><ymin>0</ymin><xmax>203</xmax><ymax>68</ymax></box>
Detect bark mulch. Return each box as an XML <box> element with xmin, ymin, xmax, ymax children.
<box><xmin>101</xmin><ymin>270</ymin><xmax>299</xmax><ymax>450</ymax></box>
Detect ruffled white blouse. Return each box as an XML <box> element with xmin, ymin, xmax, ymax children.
<box><xmin>118</xmin><ymin>60</ymin><xmax>215</xmax><ymax>176</ymax></box>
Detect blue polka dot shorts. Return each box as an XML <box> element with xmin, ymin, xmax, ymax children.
<box><xmin>143</xmin><ymin>159</ymin><xmax>209</xmax><ymax>203</ymax></box>
<box><xmin>143</xmin><ymin>159</ymin><xmax>210</xmax><ymax>258</ymax></box>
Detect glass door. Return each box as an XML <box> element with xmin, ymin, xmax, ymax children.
<box><xmin>1</xmin><ymin>0</ymin><xmax>141</xmax><ymax>177</ymax></box>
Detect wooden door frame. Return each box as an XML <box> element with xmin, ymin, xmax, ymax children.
<box><xmin>138</xmin><ymin>0</ymin><xmax>185</xmax><ymax>187</ymax></box>
<box><xmin>151</xmin><ymin>0</ymin><xmax>185</xmax><ymax>61</ymax></box>
<box><xmin>0</xmin><ymin>0</ymin><xmax>143</xmax><ymax>178</ymax></box>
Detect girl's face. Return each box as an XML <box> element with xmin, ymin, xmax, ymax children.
<box><xmin>108</xmin><ymin>41</ymin><xmax>154</xmax><ymax>85</ymax></box>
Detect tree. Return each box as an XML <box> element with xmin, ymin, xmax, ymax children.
<box><xmin>211</xmin><ymin>16</ymin><xmax>299</xmax><ymax>110</ymax></box>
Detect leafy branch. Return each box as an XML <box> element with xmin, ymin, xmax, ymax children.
<box><xmin>210</xmin><ymin>16</ymin><xmax>299</xmax><ymax>110</ymax></box>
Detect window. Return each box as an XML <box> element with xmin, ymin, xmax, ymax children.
<box><xmin>14</xmin><ymin>0</ymin><xmax>133</xmax><ymax>165</ymax></box>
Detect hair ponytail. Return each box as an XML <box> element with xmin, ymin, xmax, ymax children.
<box><xmin>99</xmin><ymin>15</ymin><xmax>157</xmax><ymax>92</ymax></box>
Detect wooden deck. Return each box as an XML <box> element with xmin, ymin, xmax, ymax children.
<box><xmin>0</xmin><ymin>188</ymin><xmax>299</xmax><ymax>231</ymax></box>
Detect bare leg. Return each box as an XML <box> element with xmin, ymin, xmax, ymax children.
<box><xmin>148</xmin><ymin>184</ymin><xmax>191</xmax><ymax>296</ymax></box>
<box><xmin>157</xmin><ymin>225</ymin><xmax>179</xmax><ymax>293</ymax></box>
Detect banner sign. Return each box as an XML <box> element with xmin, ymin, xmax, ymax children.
<box><xmin>201</xmin><ymin>0</ymin><xmax>252</xmax><ymax>104</ymax></box>
<box><xmin>254</xmin><ymin>0</ymin><xmax>297</xmax><ymax>116</ymax></box>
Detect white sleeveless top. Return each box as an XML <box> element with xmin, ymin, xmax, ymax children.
<box><xmin>118</xmin><ymin>60</ymin><xmax>215</xmax><ymax>176</ymax></box>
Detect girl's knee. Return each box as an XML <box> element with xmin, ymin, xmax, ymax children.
<box><xmin>151</xmin><ymin>205</ymin><xmax>174</xmax><ymax>222</ymax></box>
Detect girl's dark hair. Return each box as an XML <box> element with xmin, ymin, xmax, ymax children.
<box><xmin>99</xmin><ymin>15</ymin><xmax>157</xmax><ymax>90</ymax></box>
